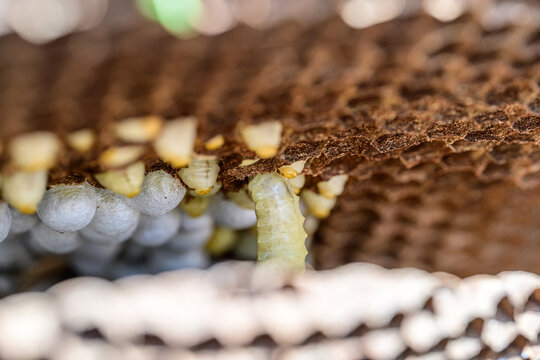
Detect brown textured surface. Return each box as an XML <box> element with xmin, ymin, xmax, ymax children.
<box><xmin>1</xmin><ymin>11</ymin><xmax>540</xmax><ymax>276</ymax></box>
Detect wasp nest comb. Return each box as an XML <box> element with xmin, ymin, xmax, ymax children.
<box><xmin>0</xmin><ymin>0</ymin><xmax>539</xmax><ymax>358</ymax></box>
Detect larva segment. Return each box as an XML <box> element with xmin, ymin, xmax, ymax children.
<box><xmin>248</xmin><ymin>173</ymin><xmax>307</xmax><ymax>271</ymax></box>
<box><xmin>178</xmin><ymin>156</ymin><xmax>220</xmax><ymax>195</ymax></box>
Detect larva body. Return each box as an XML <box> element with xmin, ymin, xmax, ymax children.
<box><xmin>248</xmin><ymin>173</ymin><xmax>307</xmax><ymax>270</ymax></box>
<box><xmin>179</xmin><ymin>156</ymin><xmax>220</xmax><ymax>195</ymax></box>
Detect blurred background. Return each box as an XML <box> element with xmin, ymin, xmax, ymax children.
<box><xmin>0</xmin><ymin>0</ymin><xmax>537</xmax><ymax>45</ymax></box>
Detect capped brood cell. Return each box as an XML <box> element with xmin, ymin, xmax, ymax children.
<box><xmin>37</xmin><ymin>183</ymin><xmax>97</xmax><ymax>233</ymax></box>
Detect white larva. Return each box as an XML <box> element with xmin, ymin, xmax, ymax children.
<box><xmin>8</xmin><ymin>131</ymin><xmax>60</xmax><ymax>171</ymax></box>
<box><xmin>300</xmin><ymin>189</ymin><xmax>337</xmax><ymax>219</ymax></box>
<box><xmin>81</xmin><ymin>188</ymin><xmax>140</xmax><ymax>244</ymax></box>
<box><xmin>127</xmin><ymin>170</ymin><xmax>186</xmax><ymax>216</ymax></box>
<box><xmin>9</xmin><ymin>207</ymin><xmax>38</xmax><ymax>234</ymax></box>
<box><xmin>240</xmin><ymin>121</ymin><xmax>282</xmax><ymax>159</ymax></box>
<box><xmin>66</xmin><ymin>128</ymin><xmax>95</xmax><ymax>153</ymax></box>
<box><xmin>0</xmin><ymin>202</ymin><xmax>11</xmax><ymax>243</ymax></box>
<box><xmin>154</xmin><ymin>117</ymin><xmax>197</xmax><ymax>168</ymax></box>
<box><xmin>37</xmin><ymin>183</ymin><xmax>97</xmax><ymax>233</ymax></box>
<box><xmin>178</xmin><ymin>156</ymin><xmax>220</xmax><ymax>195</ymax></box>
<box><xmin>248</xmin><ymin>172</ymin><xmax>307</xmax><ymax>270</ymax></box>
<box><xmin>30</xmin><ymin>223</ymin><xmax>81</xmax><ymax>254</ymax></box>
<box><xmin>208</xmin><ymin>194</ymin><xmax>257</xmax><ymax>230</ymax></box>
<box><xmin>317</xmin><ymin>174</ymin><xmax>349</xmax><ymax>198</ymax></box>
<box><xmin>2</xmin><ymin>170</ymin><xmax>48</xmax><ymax>215</ymax></box>
<box><xmin>114</xmin><ymin>115</ymin><xmax>163</xmax><ymax>143</ymax></box>
<box><xmin>94</xmin><ymin>161</ymin><xmax>146</xmax><ymax>198</ymax></box>
<box><xmin>132</xmin><ymin>209</ymin><xmax>182</xmax><ymax>247</ymax></box>
<box><xmin>288</xmin><ymin>174</ymin><xmax>306</xmax><ymax>195</ymax></box>
<box><xmin>303</xmin><ymin>215</ymin><xmax>320</xmax><ymax>238</ymax></box>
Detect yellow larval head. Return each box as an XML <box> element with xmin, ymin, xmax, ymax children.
<box><xmin>278</xmin><ymin>160</ymin><xmax>306</xmax><ymax>179</ymax></box>
<box><xmin>204</xmin><ymin>134</ymin><xmax>225</xmax><ymax>151</ymax></box>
